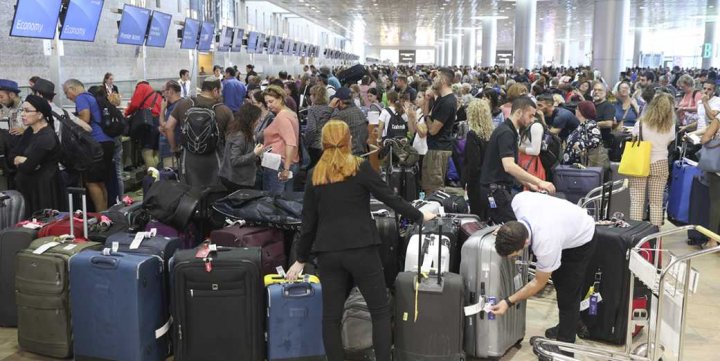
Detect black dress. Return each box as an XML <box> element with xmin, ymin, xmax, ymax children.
<box><xmin>461</xmin><ymin>130</ymin><xmax>488</xmax><ymax>220</ymax></box>
<box><xmin>9</xmin><ymin>126</ymin><xmax>64</xmax><ymax>217</ymax></box>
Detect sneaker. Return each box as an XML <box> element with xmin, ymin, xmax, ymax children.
<box><xmin>544</xmin><ymin>325</ymin><xmax>559</xmax><ymax>339</ymax></box>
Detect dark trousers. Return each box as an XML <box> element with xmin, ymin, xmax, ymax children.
<box><xmin>317</xmin><ymin>246</ymin><xmax>391</xmax><ymax>361</ymax></box>
<box><xmin>478</xmin><ymin>185</ymin><xmax>516</xmax><ymax>224</ymax></box>
<box><xmin>552</xmin><ymin>234</ymin><xmax>598</xmax><ymax>343</ymax></box>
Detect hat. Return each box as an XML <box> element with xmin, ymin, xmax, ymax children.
<box><xmin>577</xmin><ymin>100</ymin><xmax>597</xmax><ymax>120</ymax></box>
<box><xmin>247</xmin><ymin>64</ymin><xmax>255</xmax><ymax>69</ymax></box>
<box><xmin>330</xmin><ymin>87</ymin><xmax>352</xmax><ymax>101</ymax></box>
<box><xmin>0</xmin><ymin>79</ymin><xmax>20</xmax><ymax>94</ymax></box>
<box><xmin>31</xmin><ymin>78</ymin><xmax>56</xmax><ymax>98</ymax></box>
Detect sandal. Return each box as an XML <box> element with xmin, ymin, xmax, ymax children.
<box><xmin>700</xmin><ymin>240</ymin><xmax>719</xmax><ymax>249</ymax></box>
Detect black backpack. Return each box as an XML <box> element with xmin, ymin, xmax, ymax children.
<box><xmin>95</xmin><ymin>95</ymin><xmax>127</xmax><ymax>137</ymax></box>
<box><xmin>383</xmin><ymin>107</ymin><xmax>408</xmax><ymax>140</ymax></box>
<box><xmin>524</xmin><ymin>121</ymin><xmax>562</xmax><ymax>172</ymax></box>
<box><xmin>52</xmin><ymin>110</ymin><xmax>104</xmax><ymax>172</ymax></box>
<box><xmin>181</xmin><ymin>97</ymin><xmax>221</xmax><ymax>155</ymax></box>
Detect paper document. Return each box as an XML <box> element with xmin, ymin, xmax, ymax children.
<box><xmin>261</xmin><ymin>152</ymin><xmax>282</xmax><ymax>170</ymax></box>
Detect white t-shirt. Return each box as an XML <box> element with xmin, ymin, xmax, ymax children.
<box><xmin>512</xmin><ymin>192</ymin><xmax>595</xmax><ymax>273</ymax></box>
<box><xmin>697</xmin><ymin>96</ymin><xmax>720</xmax><ymax>131</ymax></box>
<box><xmin>412</xmin><ymin>112</ymin><xmax>428</xmax><ymax>155</ymax></box>
<box><xmin>631</xmin><ymin>121</ymin><xmax>675</xmax><ymax>164</ymax></box>
<box><xmin>378</xmin><ymin>106</ymin><xmax>408</xmax><ymax>138</ymax></box>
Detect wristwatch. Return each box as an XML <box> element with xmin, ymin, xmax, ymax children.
<box><xmin>504</xmin><ymin>297</ymin><xmax>515</xmax><ymax>308</ymax></box>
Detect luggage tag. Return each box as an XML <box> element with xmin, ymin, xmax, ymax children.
<box><xmin>276</xmin><ymin>266</ymin><xmax>287</xmax><ymax>279</ymax></box>
<box><xmin>195</xmin><ymin>243</ymin><xmax>214</xmax><ymax>272</ymax></box>
<box><xmin>488</xmin><ymin>196</ymin><xmax>497</xmax><ymax>209</ymax></box>
<box><xmin>33</xmin><ymin>241</ymin><xmax>60</xmax><ymax>255</ymax></box>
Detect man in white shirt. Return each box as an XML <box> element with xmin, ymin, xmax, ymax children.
<box><xmin>686</xmin><ymin>80</ymin><xmax>720</xmax><ymax>134</ymax></box>
<box><xmin>490</xmin><ymin>192</ymin><xmax>597</xmax><ymax>351</ymax></box>
<box><xmin>178</xmin><ymin>69</ymin><xmax>191</xmax><ymax>98</ymax></box>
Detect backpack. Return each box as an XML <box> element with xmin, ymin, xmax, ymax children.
<box><xmin>181</xmin><ymin>97</ymin><xmax>221</xmax><ymax>155</ymax></box>
<box><xmin>383</xmin><ymin>107</ymin><xmax>408</xmax><ymax>140</ymax></box>
<box><xmin>524</xmin><ymin>121</ymin><xmax>562</xmax><ymax>172</ymax></box>
<box><xmin>95</xmin><ymin>95</ymin><xmax>127</xmax><ymax>137</ymax></box>
<box><xmin>52</xmin><ymin>110</ymin><xmax>104</xmax><ymax>172</ymax></box>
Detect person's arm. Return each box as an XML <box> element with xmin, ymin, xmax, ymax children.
<box><xmin>283</xmin><ymin>144</ymin><xmax>297</xmax><ymax>170</ymax></box>
<box><xmin>230</xmin><ymin>137</ymin><xmax>262</xmax><ymax>167</ymax></box>
<box><xmin>491</xmin><ymin>271</ymin><xmax>551</xmax><ymax>315</ymax></box>
<box><xmin>502</xmin><ymin>157</ymin><xmax>554</xmax><ymax>193</ymax></box>
<box><xmin>406</xmin><ymin>106</ymin><xmax>418</xmax><ymax>134</ymax></box>
<box><xmin>361</xmin><ymin>161</ymin><xmax>424</xmax><ymax>223</ymax></box>
<box><xmin>304</xmin><ymin>108</ymin><xmax>319</xmax><ymax>145</ymax></box>
<box><xmin>701</xmin><ymin>118</ymin><xmax>720</xmax><ymax>144</ymax></box>
<box><xmin>123</xmin><ymin>91</ymin><xmax>142</xmax><ymax>117</ymax></box>
<box><xmin>77</xmin><ymin>109</ymin><xmax>91</xmax><ymax>124</ymax></box>
<box><xmin>15</xmin><ymin>134</ymin><xmax>54</xmax><ymax>174</ymax></box>
<box><xmin>166</xmin><ymin>115</ymin><xmax>179</xmax><ymax>152</ymax></box>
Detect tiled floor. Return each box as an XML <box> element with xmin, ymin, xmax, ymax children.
<box><xmin>0</xmin><ymin>224</ymin><xmax>717</xmax><ymax>361</ymax></box>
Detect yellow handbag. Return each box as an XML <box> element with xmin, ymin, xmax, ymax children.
<box><xmin>618</xmin><ymin>121</ymin><xmax>651</xmax><ymax>177</ymax></box>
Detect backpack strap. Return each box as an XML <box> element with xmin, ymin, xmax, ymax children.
<box><xmin>140</xmin><ymin>91</ymin><xmax>158</xmax><ymax>110</ymax></box>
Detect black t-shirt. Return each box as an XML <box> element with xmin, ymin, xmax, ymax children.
<box><xmin>548</xmin><ymin>107</ymin><xmax>580</xmax><ymax>141</ymax></box>
<box><xmin>480</xmin><ymin>119</ymin><xmax>518</xmax><ymax>186</ymax></box>
<box><xmin>427</xmin><ymin>93</ymin><xmax>457</xmax><ymax>151</ymax></box>
<box><xmin>594</xmin><ymin>100</ymin><xmax>617</xmax><ymax>144</ymax></box>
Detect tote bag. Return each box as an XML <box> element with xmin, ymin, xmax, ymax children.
<box><xmin>698</xmin><ymin>138</ymin><xmax>720</xmax><ymax>173</ymax></box>
<box><xmin>618</xmin><ymin>121</ymin><xmax>651</xmax><ymax>177</ymax></box>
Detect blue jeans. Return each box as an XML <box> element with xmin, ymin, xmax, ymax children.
<box><xmin>262</xmin><ymin>163</ymin><xmax>299</xmax><ymax>193</ymax></box>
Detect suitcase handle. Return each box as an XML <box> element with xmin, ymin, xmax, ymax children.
<box><xmin>283</xmin><ymin>283</ymin><xmax>315</xmax><ymax>298</ymax></box>
<box><xmin>67</xmin><ymin>187</ymin><xmax>89</xmax><ymax>239</ymax></box>
<box><xmin>91</xmin><ymin>256</ymin><xmax>120</xmax><ymax>269</ymax></box>
<box><xmin>436</xmin><ymin>220</ymin><xmax>443</xmax><ymax>285</ymax></box>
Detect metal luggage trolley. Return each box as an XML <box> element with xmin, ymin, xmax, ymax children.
<box><xmin>577</xmin><ymin>179</ymin><xmax>629</xmax><ymax>221</ymax></box>
<box><xmin>531</xmin><ymin>225</ymin><xmax>720</xmax><ymax>361</ymax></box>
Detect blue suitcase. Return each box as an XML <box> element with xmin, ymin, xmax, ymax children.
<box><xmin>267</xmin><ymin>280</ymin><xmax>325</xmax><ymax>360</ymax></box>
<box><xmin>667</xmin><ymin>159</ymin><xmax>703</xmax><ymax>224</ymax></box>
<box><xmin>553</xmin><ymin>165</ymin><xmax>604</xmax><ymax>204</ymax></box>
<box><xmin>687</xmin><ymin>174</ymin><xmax>711</xmax><ymax>244</ymax></box>
<box><xmin>69</xmin><ymin>251</ymin><xmax>170</xmax><ymax>361</ymax></box>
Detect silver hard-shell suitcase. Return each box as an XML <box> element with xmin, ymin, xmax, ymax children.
<box><xmin>460</xmin><ymin>225</ymin><xmax>527</xmax><ymax>359</ymax></box>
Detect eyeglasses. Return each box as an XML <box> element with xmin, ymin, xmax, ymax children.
<box><xmin>21</xmin><ymin>108</ymin><xmax>38</xmax><ymax>113</ymax></box>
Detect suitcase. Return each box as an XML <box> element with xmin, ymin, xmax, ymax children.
<box><xmin>394</xmin><ymin>220</ymin><xmax>465</xmax><ymax>361</ymax></box>
<box><xmin>341</xmin><ymin>287</ymin><xmax>378</xmax><ymax>361</ymax></box>
<box><xmin>667</xmin><ymin>159</ymin><xmax>703</xmax><ymax>224</ymax></box>
<box><xmin>88</xmin><ymin>210</ymin><xmax>130</xmax><ymax>243</ymax></box>
<box><xmin>0</xmin><ymin>190</ymin><xmax>25</xmax><ymax>229</ymax></box>
<box><xmin>0</xmin><ymin>227</ymin><xmax>37</xmax><ymax>326</ymax></box>
<box><xmin>608</xmin><ymin>162</ymin><xmax>631</xmax><ymax>219</ymax></box>
<box><xmin>69</xmin><ymin>251</ymin><xmax>170</xmax><ymax>361</ymax></box>
<box><xmin>404</xmin><ymin>232</ymin><xmax>450</xmax><ymax>273</ymax></box>
<box><xmin>386</xmin><ymin>166</ymin><xmax>418</xmax><ymax>202</ymax></box>
<box><xmin>406</xmin><ymin>214</ymin><xmax>483</xmax><ymax>273</ymax></box>
<box><xmin>266</xmin><ymin>275</ymin><xmax>325</xmax><ymax>361</ymax></box>
<box><xmin>687</xmin><ymin>174</ymin><xmax>711</xmax><ymax>245</ymax></box>
<box><xmin>171</xmin><ymin>243</ymin><xmax>264</xmax><ymax>361</ymax></box>
<box><xmin>579</xmin><ymin>221</ymin><xmax>659</xmax><ymax>345</ymax></box>
<box><xmin>209</xmin><ymin>224</ymin><xmax>286</xmax><ymax>275</ymax></box>
<box><xmin>147</xmin><ymin>220</ymin><xmax>198</xmax><ymax>249</ymax></box>
<box><xmin>338</xmin><ymin>64</ymin><xmax>368</xmax><ymax>85</ymax></box>
<box><xmin>553</xmin><ymin>165</ymin><xmax>604</xmax><ymax>204</ymax></box>
<box><xmin>370</xmin><ymin>206</ymin><xmax>402</xmax><ymax>288</ymax></box>
<box><xmin>15</xmin><ymin>188</ymin><xmax>103</xmax><ymax>358</ymax></box>
<box><xmin>460</xmin><ymin>225</ymin><xmax>527</xmax><ymax>358</ymax></box>
<box><xmin>37</xmin><ymin>210</ymin><xmax>102</xmax><ymax>241</ymax></box>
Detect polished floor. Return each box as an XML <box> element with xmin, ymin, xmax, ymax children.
<box><xmin>0</xmin><ymin>223</ymin><xmax>717</xmax><ymax>361</ymax></box>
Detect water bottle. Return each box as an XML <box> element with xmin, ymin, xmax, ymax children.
<box><xmin>487</xmin><ymin>297</ymin><xmax>496</xmax><ymax>320</ymax></box>
<box><xmin>419</xmin><ymin>191</ymin><xmax>425</xmax><ymax>200</ymax></box>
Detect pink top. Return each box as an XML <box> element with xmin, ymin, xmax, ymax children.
<box><xmin>263</xmin><ymin>109</ymin><xmax>300</xmax><ymax>163</ymax></box>
<box><xmin>677</xmin><ymin>90</ymin><xmax>703</xmax><ymax>125</ymax></box>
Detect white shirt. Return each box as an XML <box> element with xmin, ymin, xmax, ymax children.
<box><xmin>512</xmin><ymin>192</ymin><xmax>595</xmax><ymax>273</ymax></box>
<box><xmin>378</xmin><ymin>106</ymin><xmax>408</xmax><ymax>138</ymax></box>
<box><xmin>179</xmin><ymin>79</ymin><xmax>191</xmax><ymax>97</ymax></box>
<box><xmin>697</xmin><ymin>96</ymin><xmax>720</xmax><ymax>131</ymax></box>
<box><xmin>412</xmin><ymin>112</ymin><xmax>428</xmax><ymax>155</ymax></box>
<box><xmin>631</xmin><ymin>121</ymin><xmax>675</xmax><ymax>164</ymax></box>
<box><xmin>521</xmin><ymin>121</ymin><xmax>544</xmax><ymax>156</ymax></box>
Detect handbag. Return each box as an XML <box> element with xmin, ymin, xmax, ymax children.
<box><xmin>697</xmin><ymin>138</ymin><xmax>720</xmax><ymax>172</ymax></box>
<box><xmin>618</xmin><ymin>121</ymin><xmax>652</xmax><ymax>177</ymax></box>
<box><xmin>129</xmin><ymin>92</ymin><xmax>159</xmax><ymax>139</ymax></box>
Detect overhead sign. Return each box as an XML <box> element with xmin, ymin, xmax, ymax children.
<box><xmin>60</xmin><ymin>0</ymin><xmax>105</xmax><ymax>42</ymax></box>
<box><xmin>10</xmin><ymin>0</ymin><xmax>63</xmax><ymax>39</ymax></box>
<box><xmin>703</xmin><ymin>43</ymin><xmax>713</xmax><ymax>59</ymax></box>
<box><xmin>496</xmin><ymin>50</ymin><xmax>514</xmax><ymax>65</ymax></box>
<box><xmin>399</xmin><ymin>50</ymin><xmax>416</xmax><ymax>63</ymax></box>
<box><xmin>145</xmin><ymin>10</ymin><xmax>172</xmax><ymax>48</ymax></box>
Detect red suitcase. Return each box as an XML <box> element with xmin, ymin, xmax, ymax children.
<box><xmin>37</xmin><ymin>212</ymin><xmax>102</xmax><ymax>241</ymax></box>
<box><xmin>210</xmin><ymin>223</ymin><xmax>287</xmax><ymax>275</ymax></box>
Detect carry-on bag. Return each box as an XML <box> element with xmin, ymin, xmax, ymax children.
<box><xmin>265</xmin><ymin>273</ymin><xmax>325</xmax><ymax>361</ymax></box>
<box><xmin>209</xmin><ymin>223</ymin><xmax>286</xmax><ymax>275</ymax></box>
<box><xmin>0</xmin><ymin>226</ymin><xmax>37</xmax><ymax>326</ymax></box>
<box><xmin>70</xmin><ymin>251</ymin><xmax>170</xmax><ymax>361</ymax></box>
<box><xmin>338</xmin><ymin>64</ymin><xmax>368</xmax><ymax>85</ymax></box>
<box><xmin>667</xmin><ymin>158</ymin><xmax>703</xmax><ymax>224</ymax></box>
<box><xmin>341</xmin><ymin>287</ymin><xmax>392</xmax><ymax>361</ymax></box>
<box><xmin>553</xmin><ymin>164</ymin><xmax>604</xmax><ymax>204</ymax></box>
<box><xmin>394</xmin><ymin>220</ymin><xmax>465</xmax><ymax>361</ymax></box>
<box><xmin>15</xmin><ymin>188</ymin><xmax>103</xmax><ymax>358</ymax></box>
<box><xmin>370</xmin><ymin>204</ymin><xmax>402</xmax><ymax>287</ymax></box>
<box><xmin>687</xmin><ymin>174</ymin><xmax>711</xmax><ymax>244</ymax></box>
<box><xmin>406</xmin><ymin>214</ymin><xmax>483</xmax><ymax>273</ymax></box>
<box><xmin>426</xmin><ymin>190</ymin><xmax>469</xmax><ymax>214</ymax></box>
<box><xmin>0</xmin><ymin>190</ymin><xmax>25</xmax><ymax>229</ymax></box>
<box><xmin>460</xmin><ymin>225</ymin><xmax>527</xmax><ymax>358</ymax></box>
<box><xmin>171</xmin><ymin>243</ymin><xmax>264</xmax><ymax>361</ymax></box>
<box><xmin>579</xmin><ymin>221</ymin><xmax>659</xmax><ymax>344</ymax></box>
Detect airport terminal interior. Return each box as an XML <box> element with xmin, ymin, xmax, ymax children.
<box><xmin>1</xmin><ymin>0</ymin><xmax>720</xmax><ymax>360</ymax></box>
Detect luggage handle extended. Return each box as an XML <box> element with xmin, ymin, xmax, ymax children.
<box><xmin>67</xmin><ymin>187</ymin><xmax>88</xmax><ymax>239</ymax></box>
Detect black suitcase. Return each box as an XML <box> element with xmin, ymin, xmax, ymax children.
<box><xmin>171</xmin><ymin>244</ymin><xmax>264</xmax><ymax>361</ymax></box>
<box><xmin>370</xmin><ymin>202</ymin><xmax>401</xmax><ymax>288</ymax></box>
<box><xmin>338</xmin><ymin>64</ymin><xmax>367</xmax><ymax>85</ymax></box>
<box><xmin>387</xmin><ymin>166</ymin><xmax>418</xmax><ymax>202</ymax></box>
<box><xmin>0</xmin><ymin>227</ymin><xmax>37</xmax><ymax>326</ymax></box>
<box><xmin>579</xmin><ymin>221</ymin><xmax>658</xmax><ymax>344</ymax></box>
<box><xmin>687</xmin><ymin>174</ymin><xmax>710</xmax><ymax>245</ymax></box>
<box><xmin>406</xmin><ymin>214</ymin><xmax>481</xmax><ymax>273</ymax></box>
<box><xmin>394</xmin><ymin>221</ymin><xmax>465</xmax><ymax>361</ymax></box>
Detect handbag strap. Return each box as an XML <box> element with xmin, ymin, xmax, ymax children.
<box><xmin>140</xmin><ymin>92</ymin><xmax>159</xmax><ymax>111</ymax></box>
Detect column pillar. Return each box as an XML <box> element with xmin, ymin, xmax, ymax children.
<box><xmin>703</xmin><ymin>0</ymin><xmax>718</xmax><ymax>69</ymax></box>
<box><xmin>514</xmin><ymin>0</ymin><xmax>536</xmax><ymax>69</ymax></box>
<box><xmin>462</xmin><ymin>28</ymin><xmax>476</xmax><ymax>66</ymax></box>
<box><xmin>481</xmin><ymin>19</ymin><xmax>497</xmax><ymax>67</ymax></box>
<box><xmin>454</xmin><ymin>34</ymin><xmax>462</xmax><ymax>66</ymax></box>
<box><xmin>445</xmin><ymin>37</ymin><xmax>453</xmax><ymax>66</ymax></box>
<box><xmin>632</xmin><ymin>28</ymin><xmax>642</xmax><ymax>67</ymax></box>
<box><xmin>592</xmin><ymin>0</ymin><xmax>629</xmax><ymax>84</ymax></box>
